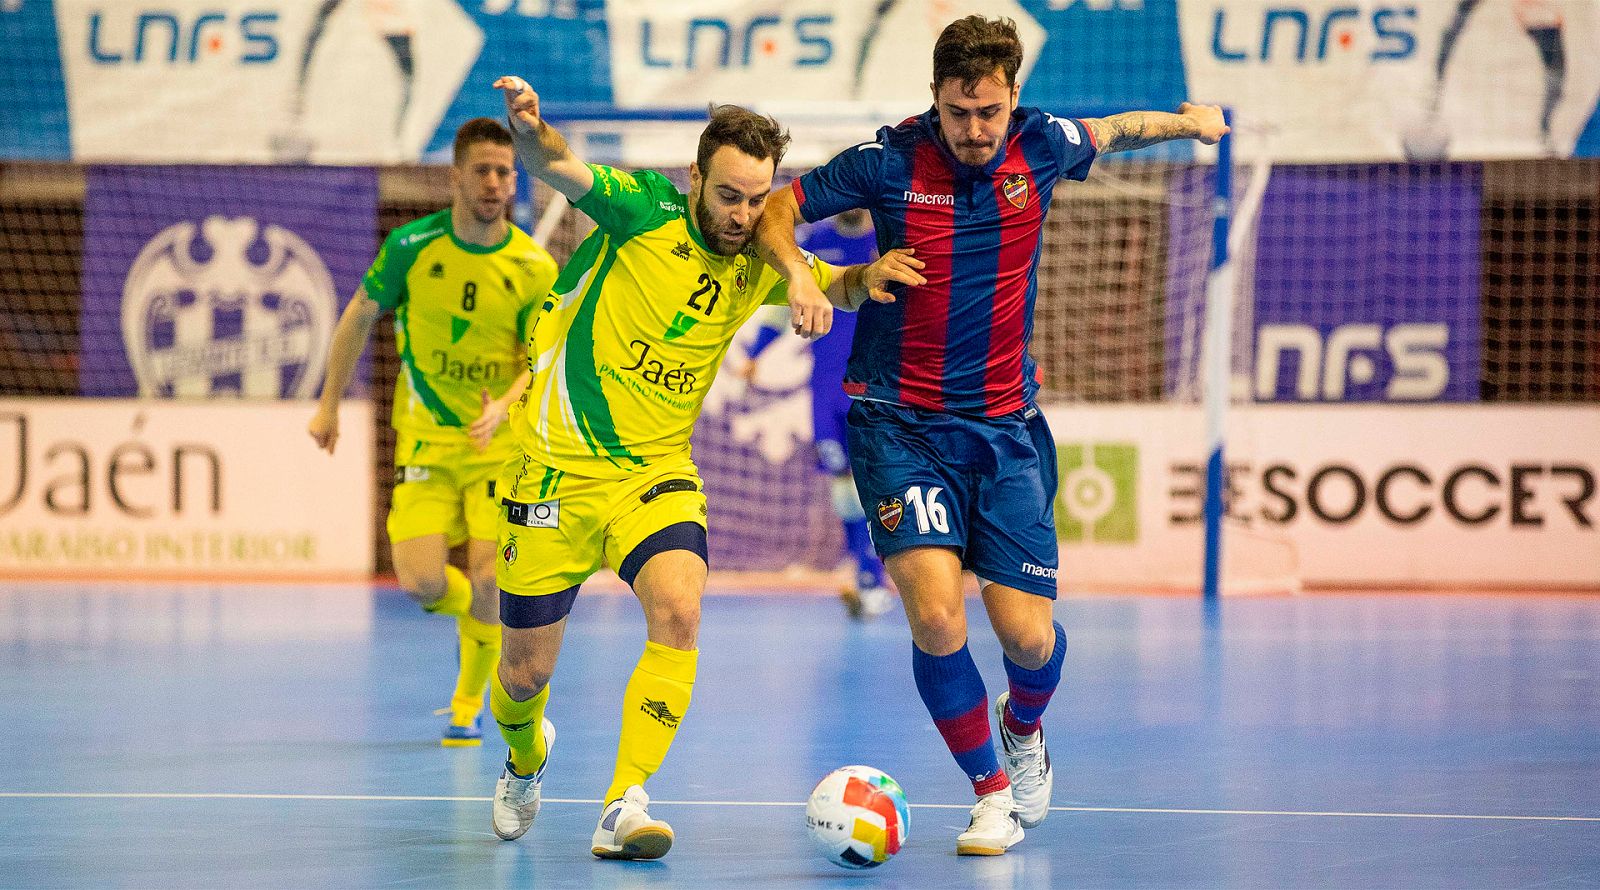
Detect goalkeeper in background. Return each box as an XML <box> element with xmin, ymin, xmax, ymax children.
<box><xmin>486</xmin><ymin>75</ymin><xmax>923</xmax><ymax>860</ymax></box>
<box><xmin>308</xmin><ymin>117</ymin><xmax>559</xmax><ymax>747</ymax></box>
<box><xmin>740</xmin><ymin>208</ymin><xmax>894</xmax><ymax>620</ymax></box>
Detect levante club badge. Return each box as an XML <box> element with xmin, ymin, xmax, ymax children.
<box><xmin>876</xmin><ymin>497</ymin><xmax>904</xmax><ymax>532</ymax></box>
<box><xmin>1002</xmin><ymin>173</ymin><xmax>1029</xmax><ymax>210</ymax></box>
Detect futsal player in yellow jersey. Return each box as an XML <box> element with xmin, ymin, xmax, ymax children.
<box><xmin>309</xmin><ymin>118</ymin><xmax>560</xmax><ymax>746</ymax></box>
<box><xmin>487</xmin><ymin>75</ymin><xmax>925</xmax><ymax>858</ymax></box>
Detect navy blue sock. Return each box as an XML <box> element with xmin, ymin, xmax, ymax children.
<box><xmin>1002</xmin><ymin>622</ymin><xmax>1066</xmax><ymax>736</ymax></box>
<box><xmin>912</xmin><ymin>642</ymin><xmax>1009</xmax><ymax>795</ymax></box>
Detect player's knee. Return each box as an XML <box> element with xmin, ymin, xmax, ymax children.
<box><xmin>397</xmin><ymin>568</ymin><xmax>446</xmax><ymax>604</ymax></box>
<box><xmin>906</xmin><ymin>601</ymin><xmax>967</xmax><ymax>654</ymax></box>
<box><xmin>643</xmin><ymin>591</ymin><xmax>700</xmax><ymax>649</ymax></box>
<box><xmin>1001</xmin><ymin>625</ymin><xmax>1055</xmax><ymax>671</ymax></box>
<box><xmin>498</xmin><ymin>644</ymin><xmax>553</xmax><ymax>697</ymax></box>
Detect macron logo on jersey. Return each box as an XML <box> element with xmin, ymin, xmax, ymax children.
<box><xmin>1045</xmin><ymin>113</ymin><xmax>1081</xmax><ymax>146</ymax></box>
<box><xmin>903</xmin><ymin>190</ymin><xmax>955</xmax><ymax>206</ymax></box>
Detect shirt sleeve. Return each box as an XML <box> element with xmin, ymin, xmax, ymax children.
<box><xmin>793</xmin><ymin>135</ymin><xmax>887</xmax><ymax>223</ymax></box>
<box><xmin>1041</xmin><ymin>112</ymin><xmax>1098</xmax><ymax>182</ymax></box>
<box><xmin>761</xmin><ymin>249</ymin><xmax>836</xmax><ymax>306</ymax></box>
<box><xmin>361</xmin><ymin>228</ymin><xmax>409</xmax><ymax>311</ymax></box>
<box><xmin>572</xmin><ymin>164</ymin><xmax>683</xmax><ymax>238</ymax></box>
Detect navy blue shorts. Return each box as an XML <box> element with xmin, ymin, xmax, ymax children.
<box><xmin>846</xmin><ymin>399</ymin><xmax>1060</xmax><ymax>598</ymax></box>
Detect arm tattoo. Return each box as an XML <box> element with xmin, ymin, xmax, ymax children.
<box><xmin>1087</xmin><ymin>112</ymin><xmax>1196</xmax><ymax>154</ymax></box>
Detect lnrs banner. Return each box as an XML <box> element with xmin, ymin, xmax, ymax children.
<box><xmin>4</xmin><ymin>0</ymin><xmax>1599</xmax><ymax>163</ymax></box>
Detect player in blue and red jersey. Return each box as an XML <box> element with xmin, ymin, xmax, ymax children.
<box><xmin>742</xmin><ymin>209</ymin><xmax>893</xmax><ymax>619</ymax></box>
<box><xmin>757</xmin><ymin>15</ymin><xmax>1228</xmax><ymax>855</ymax></box>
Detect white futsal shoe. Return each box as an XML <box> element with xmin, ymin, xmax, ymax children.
<box><xmin>841</xmin><ymin>584</ymin><xmax>894</xmax><ymax>620</ymax></box>
<box><xmin>491</xmin><ymin>717</ymin><xmax>555</xmax><ymax>840</ymax></box>
<box><xmin>956</xmin><ymin>787</ymin><xmax>1025</xmax><ymax>855</ymax></box>
<box><xmin>591</xmin><ymin>785</ymin><xmax>674</xmax><ymax>860</ymax></box>
<box><xmin>995</xmin><ymin>691</ymin><xmax>1053</xmax><ymax>827</ymax></box>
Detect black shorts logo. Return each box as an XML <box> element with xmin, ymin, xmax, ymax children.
<box><xmin>640</xmin><ymin>698</ymin><xmax>680</xmax><ymax>728</ymax></box>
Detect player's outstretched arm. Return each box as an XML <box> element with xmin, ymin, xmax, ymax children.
<box><xmin>308</xmin><ymin>287</ymin><xmax>382</xmax><ymax>454</ymax></box>
<box><xmin>1081</xmin><ymin>102</ymin><xmax>1229</xmax><ymax>154</ymax></box>
<box><xmin>830</xmin><ymin>248</ymin><xmax>926</xmax><ymax>311</ymax></box>
<box><xmin>755</xmin><ymin>184</ymin><xmax>833</xmax><ymax>339</ymax></box>
<box><xmin>493</xmin><ymin>75</ymin><xmax>595</xmax><ymax>203</ymax></box>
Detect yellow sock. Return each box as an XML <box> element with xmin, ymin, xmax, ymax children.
<box><xmin>449</xmin><ymin>613</ymin><xmax>501</xmax><ymax>724</ymax></box>
<box><xmin>491</xmin><ymin>669</ymin><xmax>549</xmax><ymax>777</ymax></box>
<box><xmin>422</xmin><ymin>565</ymin><xmax>472</xmax><ymax>617</ymax></box>
<box><xmin>603</xmin><ymin>641</ymin><xmax>698</xmax><ymax>806</ymax></box>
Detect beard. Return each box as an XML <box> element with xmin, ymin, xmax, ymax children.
<box><xmin>694</xmin><ymin>192</ymin><xmax>751</xmax><ymax>256</ymax></box>
<box><xmin>954</xmin><ymin>141</ymin><xmax>997</xmax><ymax>165</ymax></box>
<box><xmin>469</xmin><ymin>198</ymin><xmax>506</xmax><ymax>225</ymax></box>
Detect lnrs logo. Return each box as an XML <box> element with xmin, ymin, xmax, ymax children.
<box><xmin>640</xmin><ymin>13</ymin><xmax>832</xmax><ymax>69</ymax></box>
<box><xmin>88</xmin><ymin>9</ymin><xmax>279</xmax><ymax>64</ymax></box>
<box><xmin>1057</xmin><ymin>443</ymin><xmax>1138</xmax><ymax>544</ymax></box>
<box><xmin>1211</xmin><ymin>5</ymin><xmax>1416</xmax><ymax>63</ymax></box>
<box><xmin>1255</xmin><ymin>322</ymin><xmax>1448</xmax><ymax>401</ymax></box>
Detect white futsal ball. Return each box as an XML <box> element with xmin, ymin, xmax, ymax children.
<box><xmin>805</xmin><ymin>765</ymin><xmax>910</xmax><ymax>869</ymax></box>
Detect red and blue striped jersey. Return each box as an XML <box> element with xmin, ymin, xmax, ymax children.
<box><xmin>793</xmin><ymin>106</ymin><xmax>1097</xmax><ymax>417</ymax></box>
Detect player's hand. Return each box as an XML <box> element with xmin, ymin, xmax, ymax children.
<box><xmin>1179</xmin><ymin>102</ymin><xmax>1229</xmax><ymax>145</ymax></box>
<box><xmin>860</xmin><ymin>248</ymin><xmax>925</xmax><ymax>307</ymax></box>
<box><xmin>308</xmin><ymin>404</ymin><xmax>339</xmax><ymax>454</ymax></box>
<box><xmin>467</xmin><ymin>388</ymin><xmax>508</xmax><ymax>452</ymax></box>
<box><xmin>494</xmin><ymin>76</ymin><xmax>542</xmax><ymax>136</ymax></box>
<box><xmin>789</xmin><ymin>274</ymin><xmax>833</xmax><ymax>339</ymax></box>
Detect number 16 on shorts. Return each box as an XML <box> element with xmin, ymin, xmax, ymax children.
<box><xmin>877</xmin><ymin>486</ymin><xmax>949</xmax><ymax>534</ymax></box>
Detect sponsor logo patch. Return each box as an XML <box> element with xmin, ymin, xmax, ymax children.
<box><xmin>672</xmin><ymin>241</ymin><xmax>693</xmax><ymax>261</ymax></box>
<box><xmin>505</xmin><ymin>499</ymin><xmax>560</xmax><ymax>529</ymax></box>
<box><xmin>877</xmin><ymin>497</ymin><xmax>904</xmax><ymax>532</ymax></box>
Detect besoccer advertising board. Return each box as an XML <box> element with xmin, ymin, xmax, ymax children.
<box><xmin>1049</xmin><ymin>405</ymin><xmax>1600</xmax><ymax>589</ymax></box>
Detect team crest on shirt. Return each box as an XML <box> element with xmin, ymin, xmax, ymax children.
<box><xmin>1002</xmin><ymin>174</ymin><xmax>1029</xmax><ymax>210</ymax></box>
<box><xmin>501</xmin><ymin>536</ymin><xmax>518</xmax><ymax>566</ymax></box>
<box><xmin>877</xmin><ymin>497</ymin><xmax>904</xmax><ymax>532</ymax></box>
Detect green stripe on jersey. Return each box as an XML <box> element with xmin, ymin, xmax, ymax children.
<box><xmin>395</xmin><ymin>302</ymin><xmax>462</xmax><ymax>427</ymax></box>
<box><xmin>564</xmin><ymin>236</ymin><xmax>641</xmax><ymax>467</ymax></box>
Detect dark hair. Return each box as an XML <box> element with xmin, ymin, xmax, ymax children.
<box><xmin>695</xmin><ymin>104</ymin><xmax>791</xmax><ymax>175</ymax></box>
<box><xmin>453</xmin><ymin>117</ymin><xmax>513</xmax><ymax>164</ymax></box>
<box><xmin>932</xmin><ymin>15</ymin><xmax>1024</xmax><ymax>94</ymax></box>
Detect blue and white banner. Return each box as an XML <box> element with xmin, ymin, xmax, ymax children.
<box><xmin>2</xmin><ymin>0</ymin><xmax>1599</xmax><ymax>163</ymax></box>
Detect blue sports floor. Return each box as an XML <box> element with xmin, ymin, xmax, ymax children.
<box><xmin>1</xmin><ymin>581</ymin><xmax>1597</xmax><ymax>888</ymax></box>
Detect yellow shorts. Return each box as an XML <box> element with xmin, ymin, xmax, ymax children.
<box><xmin>387</xmin><ymin>432</ymin><xmax>515</xmax><ymax>546</ymax></box>
<box><xmin>496</xmin><ymin>451</ymin><xmax>708</xmax><ymax>622</ymax></box>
